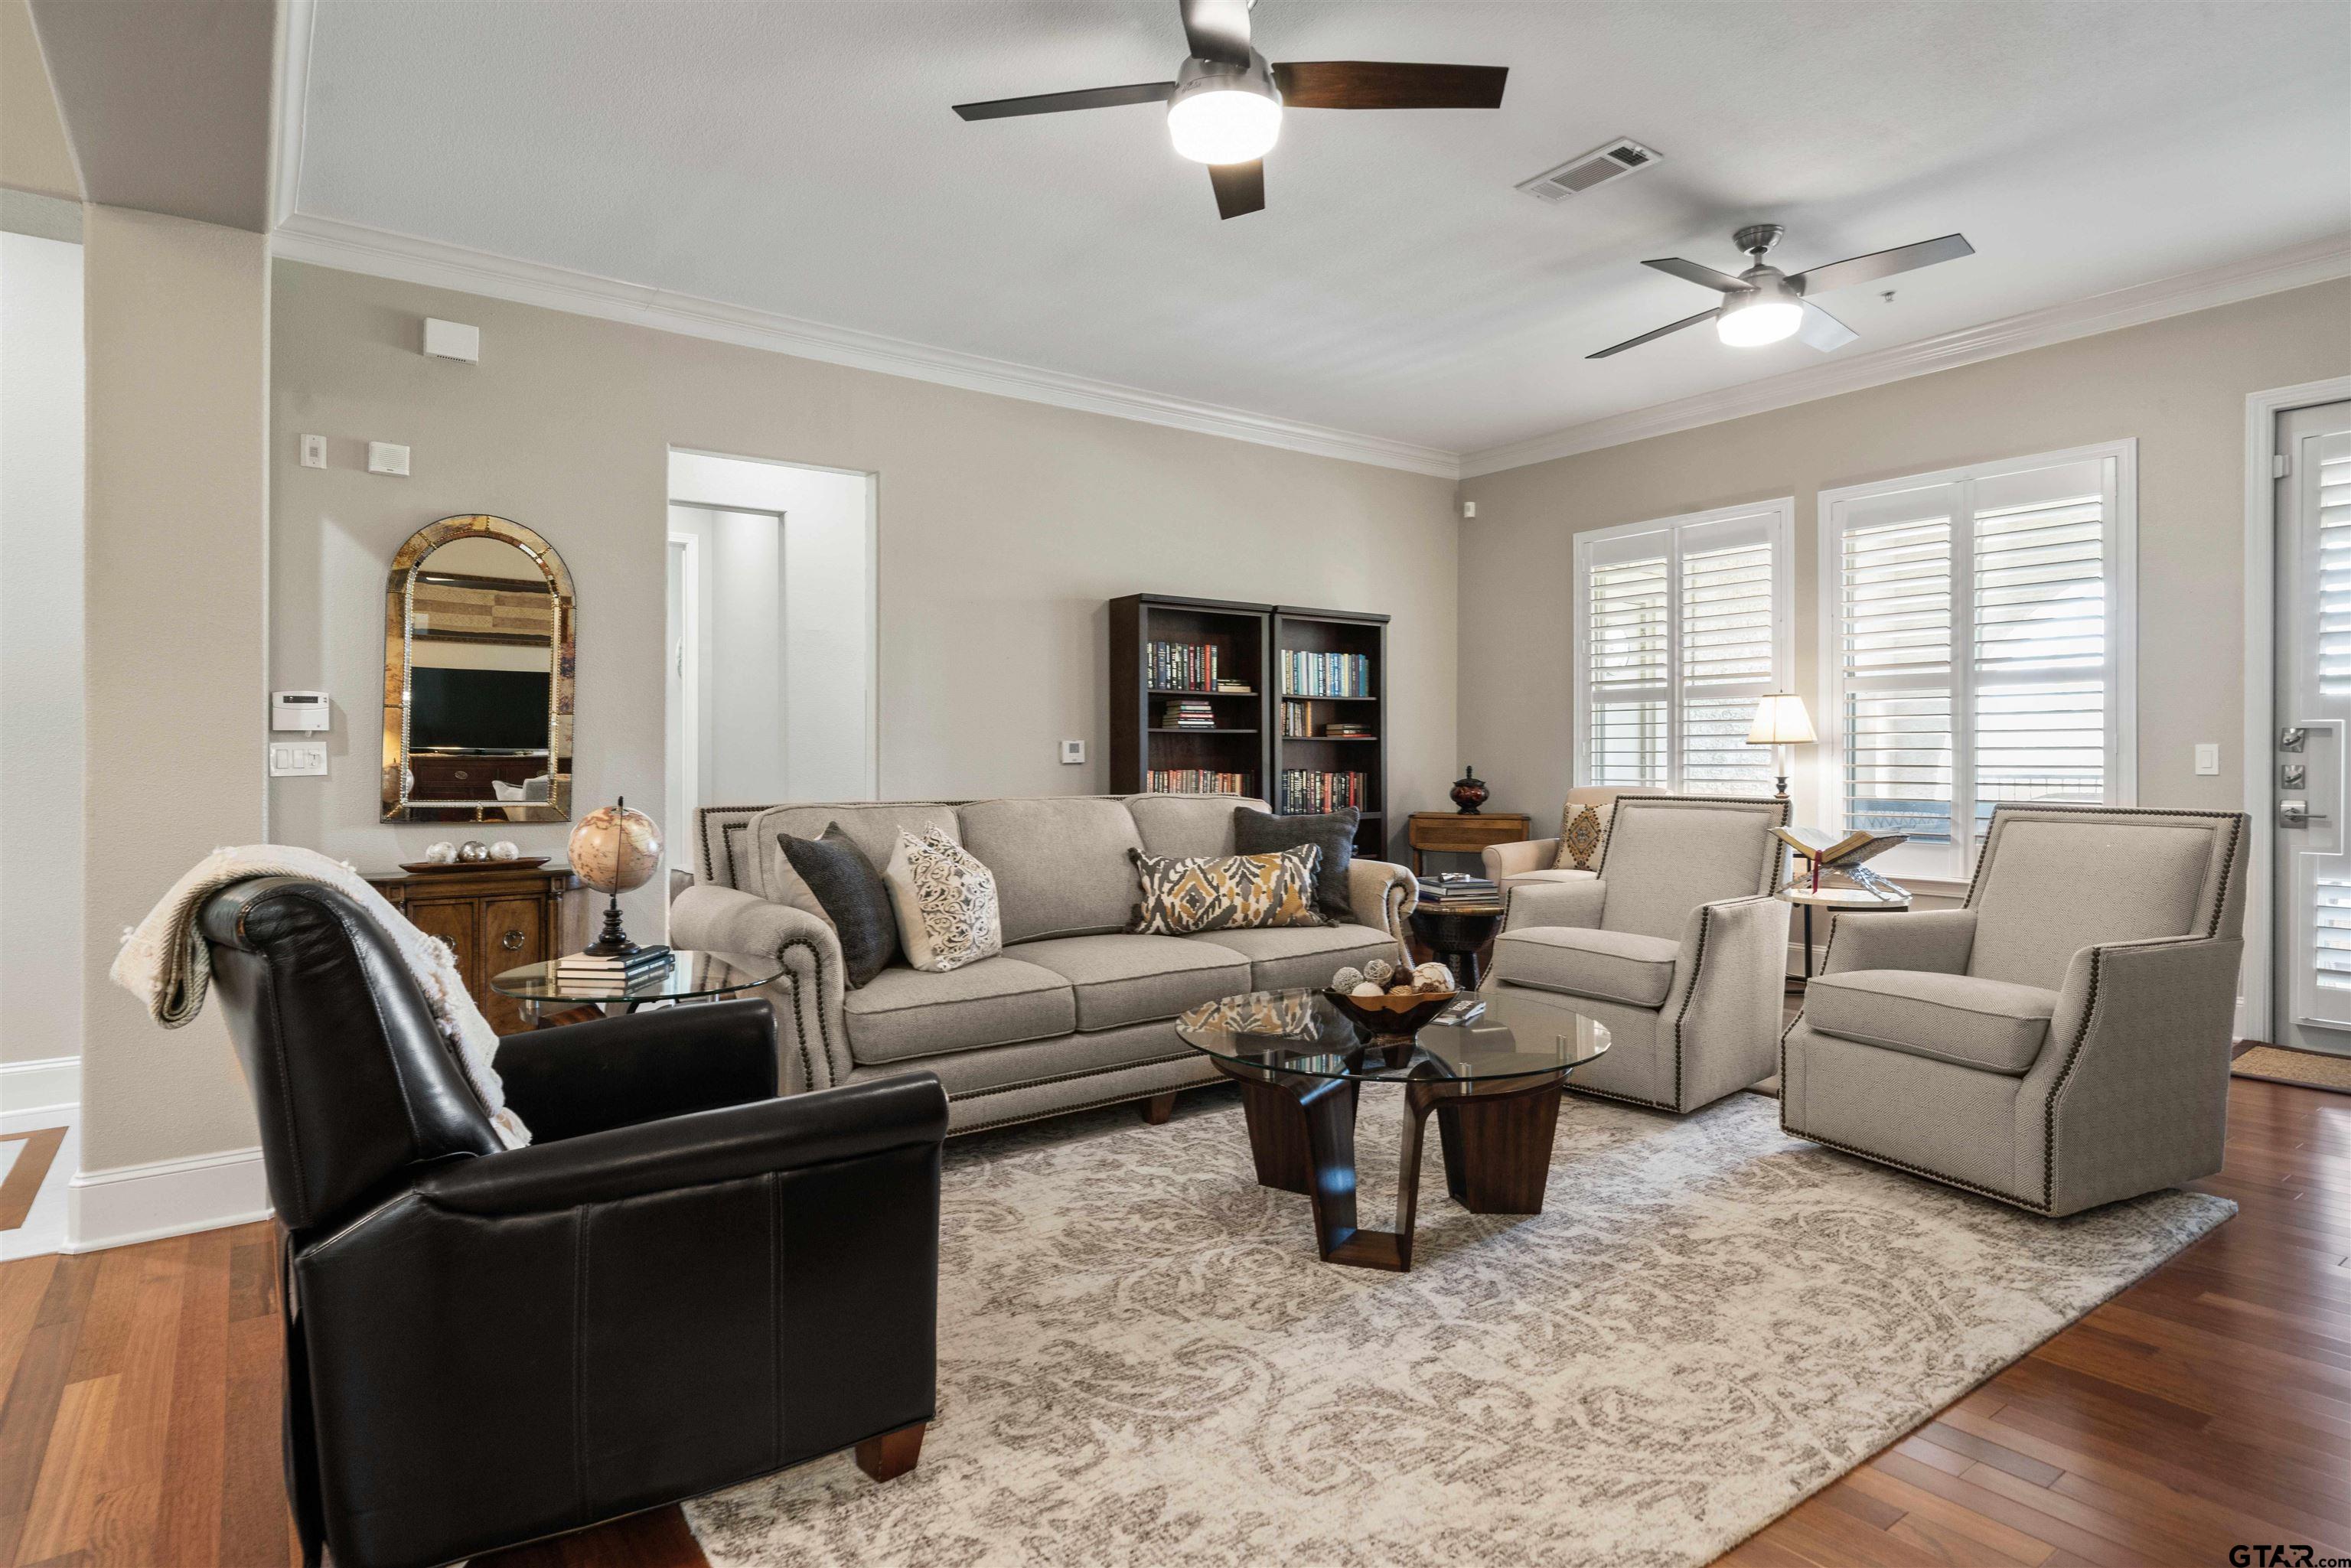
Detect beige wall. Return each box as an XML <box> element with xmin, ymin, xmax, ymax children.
<box><xmin>80</xmin><ymin>206</ymin><xmax>268</xmax><ymax>1171</ymax></box>
<box><xmin>1459</xmin><ymin>280</ymin><xmax>2351</xmax><ymax>875</ymax></box>
<box><xmin>0</xmin><ymin>0</ymin><xmax>77</xmax><ymax>202</ymax></box>
<box><xmin>268</xmin><ymin>261</ymin><xmax>1460</xmax><ymax>931</ymax></box>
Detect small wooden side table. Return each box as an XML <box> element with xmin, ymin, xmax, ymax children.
<box><xmin>1782</xmin><ymin>885</ymin><xmax>1913</xmax><ymax>986</ymax></box>
<box><xmin>1407</xmin><ymin>811</ymin><xmax>1531</xmax><ymax>875</ymax></box>
<box><xmin>1409</xmin><ymin>901</ymin><xmax>1508</xmax><ymax>989</ymax></box>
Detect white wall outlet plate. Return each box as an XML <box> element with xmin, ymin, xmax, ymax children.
<box><xmin>269</xmin><ymin>742</ymin><xmax>328</xmax><ymax>777</ymax></box>
<box><xmin>2194</xmin><ymin>742</ymin><xmax>2220</xmax><ymax>776</ymax></box>
<box><xmin>1061</xmin><ymin>739</ymin><xmax>1085</xmax><ymax>764</ymax></box>
<box><xmin>367</xmin><ymin>442</ymin><xmax>410</xmax><ymax>477</ymax></box>
<box><xmin>299</xmin><ymin>433</ymin><xmax>326</xmax><ymax>468</ymax></box>
<box><xmin>422</xmin><ymin>317</ymin><xmax>481</xmax><ymax>362</ymax></box>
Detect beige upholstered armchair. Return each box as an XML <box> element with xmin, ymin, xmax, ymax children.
<box><xmin>1487</xmin><ymin>794</ymin><xmax>1790</xmax><ymax>1113</ymax></box>
<box><xmin>1482</xmin><ymin>786</ymin><xmax>1666</xmax><ymax>897</ymax></box>
<box><xmin>1782</xmin><ymin>805</ymin><xmax>2247</xmax><ymax>1217</ymax></box>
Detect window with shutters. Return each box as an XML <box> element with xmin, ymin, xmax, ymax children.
<box><xmin>1573</xmin><ymin>500</ymin><xmax>1794</xmax><ymax>796</ymax></box>
<box><xmin>1818</xmin><ymin>442</ymin><xmax>2137</xmax><ymax>883</ymax></box>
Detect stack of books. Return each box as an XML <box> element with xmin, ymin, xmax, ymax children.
<box><xmin>1322</xmin><ymin>721</ymin><xmax>1373</xmax><ymax>738</ymax></box>
<box><xmin>1279</xmin><ymin>768</ymin><xmax>1368</xmax><ymax>812</ymax></box>
<box><xmin>1146</xmin><ymin>770</ymin><xmax>1252</xmax><ymax>796</ymax></box>
<box><xmin>1159</xmin><ymin>699</ymin><xmax>1218</xmax><ymax>730</ymax></box>
<box><xmin>555</xmin><ymin>944</ymin><xmax>673</xmax><ymax>993</ymax></box>
<box><xmin>1417</xmin><ymin>872</ymin><xmax>1500</xmax><ymax>906</ymax></box>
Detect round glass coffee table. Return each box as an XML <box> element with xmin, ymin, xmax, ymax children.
<box><xmin>1176</xmin><ymin>987</ymin><xmax>1609</xmax><ymax>1272</ymax></box>
<box><xmin>491</xmin><ymin>950</ymin><xmax>784</xmax><ymax>1026</ymax></box>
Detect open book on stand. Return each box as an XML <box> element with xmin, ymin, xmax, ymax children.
<box><xmin>1773</xmin><ymin>826</ymin><xmax>1909</xmax><ymax>902</ymax></box>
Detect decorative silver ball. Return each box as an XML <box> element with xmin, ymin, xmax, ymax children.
<box><xmin>458</xmin><ymin>839</ymin><xmax>490</xmax><ymax>862</ymax></box>
<box><xmin>488</xmin><ymin>840</ymin><xmax>520</xmax><ymax>861</ymax></box>
<box><xmin>1331</xmin><ymin>966</ymin><xmax>1365</xmax><ymax>991</ymax></box>
<box><xmin>423</xmin><ymin>841</ymin><xmax>458</xmax><ymax>864</ymax></box>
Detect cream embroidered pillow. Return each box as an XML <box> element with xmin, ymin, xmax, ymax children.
<box><xmin>1553</xmin><ymin>801</ymin><xmax>1615</xmax><ymax>871</ymax></box>
<box><xmin>1128</xmin><ymin>846</ymin><xmax>1328</xmax><ymax>936</ymax></box>
<box><xmin>882</xmin><ymin>828</ymin><xmax>1003</xmax><ymax>973</ymax></box>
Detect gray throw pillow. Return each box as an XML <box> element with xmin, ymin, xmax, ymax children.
<box><xmin>1233</xmin><ymin>807</ymin><xmax>1358</xmax><ymax>921</ymax></box>
<box><xmin>780</xmin><ymin>823</ymin><xmax>900</xmax><ymax>987</ymax></box>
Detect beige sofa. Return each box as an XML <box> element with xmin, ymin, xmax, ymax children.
<box><xmin>670</xmin><ymin>794</ymin><xmax>1417</xmax><ymax>1133</ymax></box>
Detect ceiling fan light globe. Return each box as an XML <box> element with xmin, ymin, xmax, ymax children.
<box><xmin>1716</xmin><ymin>296</ymin><xmax>1803</xmax><ymax>347</ymax></box>
<box><xmin>1166</xmin><ymin>83</ymin><xmax>1281</xmax><ymax>164</ymax></box>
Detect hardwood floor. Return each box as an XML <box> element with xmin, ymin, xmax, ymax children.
<box><xmin>0</xmin><ymin>1075</ymin><xmax>2341</xmax><ymax>1567</ymax></box>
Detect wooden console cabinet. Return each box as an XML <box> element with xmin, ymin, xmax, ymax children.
<box><xmin>364</xmin><ymin>865</ymin><xmax>573</xmax><ymax>1035</ymax></box>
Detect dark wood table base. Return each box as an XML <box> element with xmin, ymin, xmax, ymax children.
<box><xmin>1211</xmin><ymin>1057</ymin><xmax>1566</xmax><ymax>1270</ymax></box>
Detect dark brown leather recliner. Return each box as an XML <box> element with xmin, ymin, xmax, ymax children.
<box><xmin>198</xmin><ymin>877</ymin><xmax>947</xmax><ymax>1568</ymax></box>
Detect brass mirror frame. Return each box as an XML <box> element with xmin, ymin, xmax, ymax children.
<box><xmin>381</xmin><ymin>514</ymin><xmax>576</xmax><ymax>823</ymax></box>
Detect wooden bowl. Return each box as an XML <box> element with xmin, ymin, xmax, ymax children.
<box><xmin>1322</xmin><ymin>986</ymin><xmax>1456</xmax><ymax>1042</ymax></box>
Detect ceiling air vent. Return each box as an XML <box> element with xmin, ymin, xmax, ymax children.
<box><xmin>1517</xmin><ymin>138</ymin><xmax>1662</xmax><ymax>203</ymax></box>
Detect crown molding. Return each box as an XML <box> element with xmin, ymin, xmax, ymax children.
<box><xmin>270</xmin><ymin>0</ymin><xmax>315</xmax><ymax>229</ymax></box>
<box><xmin>1459</xmin><ymin>234</ymin><xmax>2351</xmax><ymax>480</ymax></box>
<box><xmin>267</xmin><ymin>210</ymin><xmax>1463</xmax><ymax>479</ymax></box>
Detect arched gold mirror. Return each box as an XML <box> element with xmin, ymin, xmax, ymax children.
<box><xmin>382</xmin><ymin>514</ymin><xmax>574</xmax><ymax>823</ymax></box>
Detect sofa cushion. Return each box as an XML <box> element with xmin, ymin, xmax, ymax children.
<box><xmin>841</xmin><ymin>955</ymin><xmax>1075</xmax><ymax>1065</ymax></box>
<box><xmin>1126</xmin><ymin>794</ymin><xmax>1269</xmax><ymax>859</ymax></box>
<box><xmin>1233</xmin><ymin>807</ymin><xmax>1357</xmax><ymax>920</ymax></box>
<box><xmin>748</xmin><ymin>803</ymin><xmax>961</xmax><ymax>916</ymax></box>
<box><xmin>958</xmin><ymin>797</ymin><xmax>1147</xmax><ymax>944</ymax></box>
<box><xmin>1489</xmin><ymin>927</ymin><xmax>1681</xmax><ymax>1008</ymax></box>
<box><xmin>882</xmin><ymin>828</ymin><xmax>1004</xmax><ymax>973</ymax></box>
<box><xmin>1183</xmin><ymin>923</ymin><xmax>1399</xmax><ymax>993</ymax></box>
<box><xmin>1012</xmin><ymin>934</ymin><xmax>1253</xmax><ymax>1031</ymax></box>
<box><xmin>1805</xmin><ymin>970</ymin><xmax>2058</xmax><ymax>1076</ymax></box>
<box><xmin>778</xmin><ymin>823</ymin><xmax>899</xmax><ymax>987</ymax></box>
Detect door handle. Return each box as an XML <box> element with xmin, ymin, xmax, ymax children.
<box><xmin>2282</xmin><ymin>726</ymin><xmax>2310</xmax><ymax>752</ymax></box>
<box><xmin>2283</xmin><ymin>763</ymin><xmax>2308</xmax><ymax>790</ymax></box>
<box><xmin>2281</xmin><ymin>799</ymin><xmax>2331</xmax><ymax>829</ymax></box>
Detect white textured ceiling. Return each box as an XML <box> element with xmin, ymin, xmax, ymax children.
<box><xmin>293</xmin><ymin>0</ymin><xmax>2351</xmax><ymax>458</ymax></box>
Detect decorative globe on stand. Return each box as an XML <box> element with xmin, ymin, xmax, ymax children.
<box><xmin>568</xmin><ymin>797</ymin><xmax>664</xmax><ymax>956</ymax></box>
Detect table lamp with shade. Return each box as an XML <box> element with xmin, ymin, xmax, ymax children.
<box><xmin>1746</xmin><ymin>693</ymin><xmax>1817</xmax><ymax>801</ymax></box>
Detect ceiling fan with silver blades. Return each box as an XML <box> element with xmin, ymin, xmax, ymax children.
<box><xmin>952</xmin><ymin>0</ymin><xmax>1508</xmax><ymax>220</ymax></box>
<box><xmin>1589</xmin><ymin>224</ymin><xmax>1975</xmax><ymax>358</ymax></box>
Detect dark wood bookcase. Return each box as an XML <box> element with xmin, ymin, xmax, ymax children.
<box><xmin>1109</xmin><ymin>593</ymin><xmax>1389</xmax><ymax>858</ymax></box>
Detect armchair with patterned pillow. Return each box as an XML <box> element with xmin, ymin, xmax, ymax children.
<box><xmin>1482</xmin><ymin>785</ymin><xmax>1668</xmax><ymax>901</ymax></box>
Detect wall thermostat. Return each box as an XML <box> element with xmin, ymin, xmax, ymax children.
<box><xmin>272</xmin><ymin>690</ymin><xmax>330</xmax><ymax>732</ymax></box>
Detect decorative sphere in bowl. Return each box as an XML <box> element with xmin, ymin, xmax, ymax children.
<box><xmin>1322</xmin><ymin>984</ymin><xmax>1456</xmax><ymax>1043</ymax></box>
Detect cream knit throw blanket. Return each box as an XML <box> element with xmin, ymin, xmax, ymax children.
<box><xmin>111</xmin><ymin>845</ymin><xmax>530</xmax><ymax>1148</ymax></box>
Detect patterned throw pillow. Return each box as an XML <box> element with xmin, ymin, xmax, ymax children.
<box><xmin>1128</xmin><ymin>846</ymin><xmax>1329</xmax><ymax>936</ymax></box>
<box><xmin>1553</xmin><ymin>801</ymin><xmax>1615</xmax><ymax>871</ymax></box>
<box><xmin>882</xmin><ymin>828</ymin><xmax>1003</xmax><ymax>973</ymax></box>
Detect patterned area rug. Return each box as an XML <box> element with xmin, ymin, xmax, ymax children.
<box><xmin>686</xmin><ymin>1087</ymin><xmax>2232</xmax><ymax>1567</ymax></box>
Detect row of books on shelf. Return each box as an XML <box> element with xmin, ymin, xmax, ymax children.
<box><xmin>1146</xmin><ymin>770</ymin><xmax>1253</xmax><ymax>796</ymax></box>
<box><xmin>1147</xmin><ymin>641</ymin><xmax>1251</xmax><ymax>693</ymax></box>
<box><xmin>1417</xmin><ymin>872</ymin><xmax>1499</xmax><ymax>906</ymax></box>
<box><xmin>1279</xmin><ymin>650</ymin><xmax>1372</xmax><ymax>698</ymax></box>
<box><xmin>1279</xmin><ymin>701</ymin><xmax>1373</xmax><ymax>738</ymax></box>
<box><xmin>1278</xmin><ymin>769</ymin><xmax>1368</xmax><ymax>813</ymax></box>
<box><xmin>1158</xmin><ymin>699</ymin><xmax>1222</xmax><ymax>730</ymax></box>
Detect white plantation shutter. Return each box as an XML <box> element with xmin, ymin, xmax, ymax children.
<box><xmin>2310</xmin><ymin>432</ymin><xmax>2351</xmax><ymax>991</ymax></box>
<box><xmin>1575</xmin><ymin>502</ymin><xmax>1792</xmax><ymax>794</ymax></box>
<box><xmin>1823</xmin><ymin>446</ymin><xmax>2133</xmax><ymax>881</ymax></box>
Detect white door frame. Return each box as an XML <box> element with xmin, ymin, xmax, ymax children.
<box><xmin>2241</xmin><ymin>375</ymin><xmax>2351</xmax><ymax>1044</ymax></box>
<box><xmin>667</xmin><ymin>526</ymin><xmax>702</xmax><ymax>852</ymax></box>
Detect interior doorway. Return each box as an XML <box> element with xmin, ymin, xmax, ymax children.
<box><xmin>664</xmin><ymin>450</ymin><xmax>879</xmax><ymax>862</ymax></box>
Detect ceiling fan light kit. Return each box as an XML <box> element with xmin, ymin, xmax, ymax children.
<box><xmin>1165</xmin><ymin>54</ymin><xmax>1283</xmax><ymax>165</ymax></box>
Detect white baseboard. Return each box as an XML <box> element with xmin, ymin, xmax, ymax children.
<box><xmin>1</xmin><ymin>1055</ymin><xmax>80</xmax><ymax>1120</ymax></box>
<box><xmin>64</xmin><ymin>1145</ymin><xmax>271</xmax><ymax>1253</ymax></box>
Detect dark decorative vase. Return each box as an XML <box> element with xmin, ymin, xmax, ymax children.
<box><xmin>1450</xmin><ymin>767</ymin><xmax>1489</xmax><ymax>814</ymax></box>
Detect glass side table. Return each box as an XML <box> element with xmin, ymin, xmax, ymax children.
<box><xmin>491</xmin><ymin>950</ymin><xmax>784</xmax><ymax>1028</ymax></box>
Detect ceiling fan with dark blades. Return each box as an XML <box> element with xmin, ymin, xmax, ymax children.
<box><xmin>953</xmin><ymin>0</ymin><xmax>1508</xmax><ymax>219</ymax></box>
<box><xmin>1590</xmin><ymin>224</ymin><xmax>1975</xmax><ymax>358</ymax></box>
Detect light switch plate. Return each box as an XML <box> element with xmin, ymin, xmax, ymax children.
<box><xmin>2194</xmin><ymin>742</ymin><xmax>2219</xmax><ymax>776</ymax></box>
<box><xmin>269</xmin><ymin>742</ymin><xmax>328</xmax><ymax>777</ymax></box>
<box><xmin>1061</xmin><ymin>739</ymin><xmax>1085</xmax><ymax>764</ymax></box>
<box><xmin>367</xmin><ymin>442</ymin><xmax>410</xmax><ymax>477</ymax></box>
<box><xmin>299</xmin><ymin>434</ymin><xmax>326</xmax><ymax>468</ymax></box>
